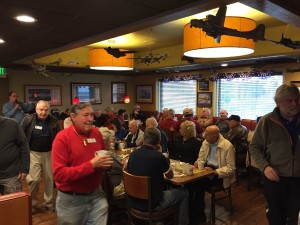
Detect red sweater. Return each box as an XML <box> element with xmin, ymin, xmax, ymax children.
<box><xmin>52</xmin><ymin>124</ymin><xmax>105</xmax><ymax>193</ymax></box>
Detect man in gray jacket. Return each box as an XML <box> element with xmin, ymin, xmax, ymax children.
<box><xmin>0</xmin><ymin>116</ymin><xmax>30</xmax><ymax>194</ymax></box>
<box><xmin>250</xmin><ymin>84</ymin><xmax>300</xmax><ymax>225</ymax></box>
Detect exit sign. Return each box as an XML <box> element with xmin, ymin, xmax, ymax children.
<box><xmin>0</xmin><ymin>67</ymin><xmax>7</xmax><ymax>78</ymax></box>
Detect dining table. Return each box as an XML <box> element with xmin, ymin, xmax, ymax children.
<box><xmin>165</xmin><ymin>159</ymin><xmax>216</xmax><ymax>186</ymax></box>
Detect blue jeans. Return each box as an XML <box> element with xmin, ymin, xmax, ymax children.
<box><xmin>155</xmin><ymin>187</ymin><xmax>189</xmax><ymax>225</ymax></box>
<box><xmin>56</xmin><ymin>187</ymin><xmax>108</xmax><ymax>225</ymax></box>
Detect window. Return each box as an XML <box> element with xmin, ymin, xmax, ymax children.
<box><xmin>159</xmin><ymin>80</ymin><xmax>197</xmax><ymax>114</ymax></box>
<box><xmin>217</xmin><ymin>75</ymin><xmax>283</xmax><ymax>120</ymax></box>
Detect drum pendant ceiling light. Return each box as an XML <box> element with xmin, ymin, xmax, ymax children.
<box><xmin>89</xmin><ymin>49</ymin><xmax>134</xmax><ymax>71</ymax></box>
<box><xmin>183</xmin><ymin>17</ymin><xmax>256</xmax><ymax>58</ymax></box>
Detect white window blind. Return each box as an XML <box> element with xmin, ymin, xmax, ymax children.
<box><xmin>159</xmin><ymin>80</ymin><xmax>197</xmax><ymax>113</ymax></box>
<box><xmin>217</xmin><ymin>75</ymin><xmax>283</xmax><ymax>120</ymax></box>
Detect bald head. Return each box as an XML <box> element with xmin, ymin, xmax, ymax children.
<box><xmin>204</xmin><ymin>125</ymin><xmax>220</xmax><ymax>144</ymax></box>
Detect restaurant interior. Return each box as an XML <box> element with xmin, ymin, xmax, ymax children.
<box><xmin>0</xmin><ymin>0</ymin><xmax>300</xmax><ymax>224</ymax></box>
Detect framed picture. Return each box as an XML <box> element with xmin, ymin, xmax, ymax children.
<box><xmin>111</xmin><ymin>82</ymin><xmax>127</xmax><ymax>104</ymax></box>
<box><xmin>24</xmin><ymin>85</ymin><xmax>62</xmax><ymax>106</ymax></box>
<box><xmin>197</xmin><ymin>92</ymin><xmax>212</xmax><ymax>107</ymax></box>
<box><xmin>199</xmin><ymin>81</ymin><xmax>209</xmax><ymax>90</ymax></box>
<box><xmin>71</xmin><ymin>83</ymin><xmax>101</xmax><ymax>104</ymax></box>
<box><xmin>136</xmin><ymin>85</ymin><xmax>153</xmax><ymax>103</ymax></box>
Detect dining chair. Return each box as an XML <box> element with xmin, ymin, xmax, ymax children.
<box><xmin>206</xmin><ymin>184</ymin><xmax>233</xmax><ymax>224</ymax></box>
<box><xmin>122</xmin><ymin>170</ymin><xmax>179</xmax><ymax>225</ymax></box>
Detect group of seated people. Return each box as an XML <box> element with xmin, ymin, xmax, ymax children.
<box><xmin>81</xmin><ymin>104</ymin><xmax>249</xmax><ymax>224</ymax></box>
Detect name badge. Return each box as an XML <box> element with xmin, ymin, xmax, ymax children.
<box><xmin>35</xmin><ymin>125</ymin><xmax>42</xmax><ymax>130</ymax></box>
<box><xmin>87</xmin><ymin>138</ymin><xmax>96</xmax><ymax>143</ymax></box>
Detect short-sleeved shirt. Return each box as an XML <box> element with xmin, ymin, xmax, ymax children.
<box><xmin>127</xmin><ymin>145</ymin><xmax>170</xmax><ymax>211</ymax></box>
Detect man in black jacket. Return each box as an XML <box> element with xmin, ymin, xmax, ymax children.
<box><xmin>21</xmin><ymin>100</ymin><xmax>60</xmax><ymax>213</ymax></box>
<box><xmin>0</xmin><ymin>116</ymin><xmax>30</xmax><ymax>194</ymax></box>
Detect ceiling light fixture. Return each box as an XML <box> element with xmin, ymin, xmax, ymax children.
<box><xmin>221</xmin><ymin>63</ymin><xmax>228</xmax><ymax>67</ymax></box>
<box><xmin>14</xmin><ymin>15</ymin><xmax>37</xmax><ymax>23</ymax></box>
<box><xmin>89</xmin><ymin>49</ymin><xmax>134</xmax><ymax>71</ymax></box>
<box><xmin>183</xmin><ymin>17</ymin><xmax>256</xmax><ymax>58</ymax></box>
<box><xmin>0</xmin><ymin>38</ymin><xmax>5</xmax><ymax>44</ymax></box>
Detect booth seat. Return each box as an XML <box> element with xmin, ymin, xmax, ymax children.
<box><xmin>0</xmin><ymin>192</ymin><xmax>32</xmax><ymax>225</ymax></box>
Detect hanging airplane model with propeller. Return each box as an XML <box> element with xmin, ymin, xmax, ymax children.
<box><xmin>104</xmin><ymin>47</ymin><xmax>136</xmax><ymax>58</ymax></box>
<box><xmin>189</xmin><ymin>4</ymin><xmax>266</xmax><ymax>43</ymax></box>
<box><xmin>130</xmin><ymin>53</ymin><xmax>168</xmax><ymax>65</ymax></box>
<box><xmin>268</xmin><ymin>33</ymin><xmax>300</xmax><ymax>49</ymax></box>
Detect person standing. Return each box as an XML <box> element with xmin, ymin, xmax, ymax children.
<box><xmin>0</xmin><ymin>116</ymin><xmax>30</xmax><ymax>194</ymax></box>
<box><xmin>2</xmin><ymin>91</ymin><xmax>35</xmax><ymax>122</ymax></box>
<box><xmin>20</xmin><ymin>100</ymin><xmax>60</xmax><ymax>213</ymax></box>
<box><xmin>250</xmin><ymin>84</ymin><xmax>300</xmax><ymax>225</ymax></box>
<box><xmin>52</xmin><ymin>102</ymin><xmax>113</xmax><ymax>225</ymax></box>
<box><xmin>126</xmin><ymin>127</ymin><xmax>189</xmax><ymax>225</ymax></box>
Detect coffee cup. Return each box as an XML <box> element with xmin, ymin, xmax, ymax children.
<box><xmin>198</xmin><ymin>160</ymin><xmax>205</xmax><ymax>170</ymax></box>
<box><xmin>118</xmin><ymin>142</ymin><xmax>126</xmax><ymax>150</ymax></box>
<box><xmin>95</xmin><ymin>150</ymin><xmax>109</xmax><ymax>157</ymax></box>
<box><xmin>184</xmin><ymin>165</ymin><xmax>193</xmax><ymax>175</ymax></box>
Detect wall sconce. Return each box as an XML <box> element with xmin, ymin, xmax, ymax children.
<box><xmin>124</xmin><ymin>95</ymin><xmax>130</xmax><ymax>103</ymax></box>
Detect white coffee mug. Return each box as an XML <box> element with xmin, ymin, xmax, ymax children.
<box><xmin>118</xmin><ymin>142</ymin><xmax>125</xmax><ymax>150</ymax></box>
<box><xmin>198</xmin><ymin>160</ymin><xmax>205</xmax><ymax>170</ymax></box>
<box><xmin>95</xmin><ymin>150</ymin><xmax>109</xmax><ymax>157</ymax></box>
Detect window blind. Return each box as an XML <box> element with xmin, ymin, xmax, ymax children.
<box><xmin>159</xmin><ymin>80</ymin><xmax>197</xmax><ymax>114</ymax></box>
<box><xmin>217</xmin><ymin>75</ymin><xmax>283</xmax><ymax>120</ymax></box>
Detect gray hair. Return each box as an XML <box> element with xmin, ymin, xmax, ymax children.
<box><xmin>70</xmin><ymin>102</ymin><xmax>92</xmax><ymax>115</ymax></box>
<box><xmin>274</xmin><ymin>84</ymin><xmax>299</xmax><ymax>102</ymax></box>
<box><xmin>168</xmin><ymin>109</ymin><xmax>175</xmax><ymax>116</ymax></box>
<box><xmin>36</xmin><ymin>100</ymin><xmax>50</xmax><ymax>109</ymax></box>
<box><xmin>145</xmin><ymin>117</ymin><xmax>158</xmax><ymax>128</ymax></box>
<box><xmin>143</xmin><ymin>127</ymin><xmax>161</xmax><ymax>145</ymax></box>
<box><xmin>180</xmin><ymin>120</ymin><xmax>196</xmax><ymax>139</ymax></box>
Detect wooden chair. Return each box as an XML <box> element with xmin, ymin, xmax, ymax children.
<box><xmin>206</xmin><ymin>185</ymin><xmax>233</xmax><ymax>224</ymax></box>
<box><xmin>0</xmin><ymin>192</ymin><xmax>32</xmax><ymax>225</ymax></box>
<box><xmin>122</xmin><ymin>170</ymin><xmax>179</xmax><ymax>225</ymax></box>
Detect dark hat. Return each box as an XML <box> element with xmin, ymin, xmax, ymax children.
<box><xmin>118</xmin><ymin>109</ymin><xmax>126</xmax><ymax>115</ymax></box>
<box><xmin>227</xmin><ymin>115</ymin><xmax>241</xmax><ymax>122</ymax></box>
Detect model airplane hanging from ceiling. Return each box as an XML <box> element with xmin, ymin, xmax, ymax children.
<box><xmin>268</xmin><ymin>34</ymin><xmax>300</xmax><ymax>49</ymax></box>
<box><xmin>30</xmin><ymin>61</ymin><xmax>56</xmax><ymax>79</ymax></box>
<box><xmin>104</xmin><ymin>47</ymin><xmax>136</xmax><ymax>58</ymax></box>
<box><xmin>190</xmin><ymin>4</ymin><xmax>266</xmax><ymax>43</ymax></box>
<box><xmin>129</xmin><ymin>53</ymin><xmax>168</xmax><ymax>65</ymax></box>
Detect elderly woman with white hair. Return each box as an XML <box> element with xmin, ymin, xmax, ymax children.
<box><xmin>169</xmin><ymin>120</ymin><xmax>202</xmax><ymax>164</ymax></box>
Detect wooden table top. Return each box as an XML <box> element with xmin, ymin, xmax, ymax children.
<box><xmin>166</xmin><ymin>168</ymin><xmax>215</xmax><ymax>186</ymax></box>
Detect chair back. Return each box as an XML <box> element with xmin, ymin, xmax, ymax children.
<box><xmin>123</xmin><ymin>170</ymin><xmax>151</xmax><ymax>205</ymax></box>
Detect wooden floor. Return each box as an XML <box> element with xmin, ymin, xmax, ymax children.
<box><xmin>22</xmin><ymin>177</ymin><xmax>268</xmax><ymax>225</ymax></box>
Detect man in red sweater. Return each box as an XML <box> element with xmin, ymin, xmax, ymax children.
<box><xmin>52</xmin><ymin>102</ymin><xmax>113</xmax><ymax>225</ymax></box>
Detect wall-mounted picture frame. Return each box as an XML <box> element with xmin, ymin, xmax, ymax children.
<box><xmin>71</xmin><ymin>83</ymin><xmax>101</xmax><ymax>104</ymax></box>
<box><xmin>197</xmin><ymin>92</ymin><xmax>212</xmax><ymax>107</ymax></box>
<box><xmin>24</xmin><ymin>85</ymin><xmax>62</xmax><ymax>106</ymax></box>
<box><xmin>136</xmin><ymin>85</ymin><xmax>153</xmax><ymax>103</ymax></box>
<box><xmin>111</xmin><ymin>82</ymin><xmax>127</xmax><ymax>104</ymax></box>
<box><xmin>199</xmin><ymin>81</ymin><xmax>209</xmax><ymax>90</ymax></box>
